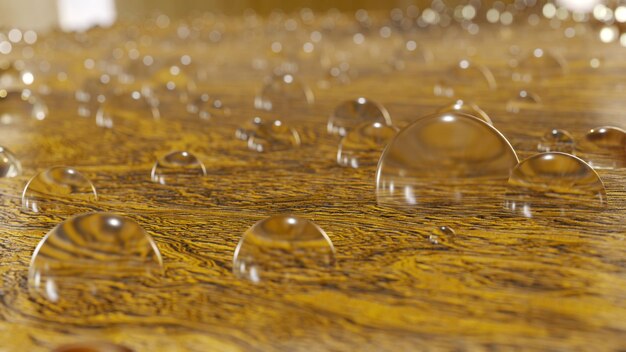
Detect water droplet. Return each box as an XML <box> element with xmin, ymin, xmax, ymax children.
<box><xmin>537</xmin><ymin>129</ymin><xmax>575</xmax><ymax>153</ymax></box>
<box><xmin>233</xmin><ymin>215</ymin><xmax>335</xmax><ymax>283</ymax></box>
<box><xmin>53</xmin><ymin>342</ymin><xmax>134</xmax><ymax>352</ymax></box>
<box><xmin>0</xmin><ymin>89</ymin><xmax>47</xmax><ymax>124</ymax></box>
<box><xmin>505</xmin><ymin>152</ymin><xmax>606</xmax><ymax>218</ymax></box>
<box><xmin>328</xmin><ymin>97</ymin><xmax>392</xmax><ymax>136</ymax></box>
<box><xmin>0</xmin><ymin>63</ymin><xmax>26</xmax><ymax>91</ymax></box>
<box><xmin>376</xmin><ymin>112</ymin><xmax>518</xmax><ymax>206</ymax></box>
<box><xmin>95</xmin><ymin>91</ymin><xmax>160</xmax><ymax>128</ymax></box>
<box><xmin>22</xmin><ymin>167</ymin><xmax>98</xmax><ymax>214</ymax></box>
<box><xmin>247</xmin><ymin>119</ymin><xmax>301</xmax><ymax>152</ymax></box>
<box><xmin>152</xmin><ymin>64</ymin><xmax>196</xmax><ymax>103</ymax></box>
<box><xmin>429</xmin><ymin>226</ymin><xmax>455</xmax><ymax>245</ymax></box>
<box><xmin>151</xmin><ymin>151</ymin><xmax>207</xmax><ymax>185</ymax></box>
<box><xmin>389</xmin><ymin>41</ymin><xmax>434</xmax><ymax>71</ymax></box>
<box><xmin>435</xmin><ymin>60</ymin><xmax>497</xmax><ymax>96</ymax></box>
<box><xmin>579</xmin><ymin>126</ymin><xmax>626</xmax><ymax>169</ymax></box>
<box><xmin>506</xmin><ymin>89</ymin><xmax>542</xmax><ymax>113</ymax></box>
<box><xmin>438</xmin><ymin>99</ymin><xmax>492</xmax><ymax>125</ymax></box>
<box><xmin>186</xmin><ymin>93</ymin><xmax>231</xmax><ymax>121</ymax></box>
<box><xmin>0</xmin><ymin>146</ymin><xmax>21</xmax><ymax>178</ymax></box>
<box><xmin>254</xmin><ymin>73</ymin><xmax>314</xmax><ymax>112</ymax></box>
<box><xmin>28</xmin><ymin>213</ymin><xmax>163</xmax><ymax>312</ymax></box>
<box><xmin>337</xmin><ymin>122</ymin><xmax>398</xmax><ymax>168</ymax></box>
<box><xmin>515</xmin><ymin>48</ymin><xmax>565</xmax><ymax>81</ymax></box>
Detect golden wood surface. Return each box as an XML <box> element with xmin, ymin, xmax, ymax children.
<box><xmin>0</xmin><ymin>17</ymin><xmax>626</xmax><ymax>352</ymax></box>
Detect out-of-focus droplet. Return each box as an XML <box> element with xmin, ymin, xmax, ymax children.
<box><xmin>515</xmin><ymin>48</ymin><xmax>565</xmax><ymax>82</ymax></box>
<box><xmin>506</xmin><ymin>89</ymin><xmax>542</xmax><ymax>113</ymax></box>
<box><xmin>438</xmin><ymin>99</ymin><xmax>492</xmax><ymax>125</ymax></box>
<box><xmin>0</xmin><ymin>63</ymin><xmax>27</xmax><ymax>91</ymax></box>
<box><xmin>53</xmin><ymin>342</ymin><xmax>134</xmax><ymax>352</ymax></box>
<box><xmin>580</xmin><ymin>126</ymin><xmax>626</xmax><ymax>169</ymax></box>
<box><xmin>376</xmin><ymin>112</ymin><xmax>518</xmax><ymax>206</ymax></box>
<box><xmin>247</xmin><ymin>119</ymin><xmax>301</xmax><ymax>152</ymax></box>
<box><xmin>233</xmin><ymin>214</ymin><xmax>335</xmax><ymax>283</ymax></box>
<box><xmin>254</xmin><ymin>73</ymin><xmax>314</xmax><ymax>112</ymax></box>
<box><xmin>429</xmin><ymin>226</ymin><xmax>456</xmax><ymax>245</ymax></box>
<box><xmin>337</xmin><ymin>121</ymin><xmax>398</xmax><ymax>168</ymax></box>
<box><xmin>28</xmin><ymin>213</ymin><xmax>163</xmax><ymax>312</ymax></box>
<box><xmin>0</xmin><ymin>89</ymin><xmax>47</xmax><ymax>124</ymax></box>
<box><xmin>537</xmin><ymin>129</ymin><xmax>574</xmax><ymax>153</ymax></box>
<box><xmin>0</xmin><ymin>146</ymin><xmax>21</xmax><ymax>177</ymax></box>
<box><xmin>186</xmin><ymin>93</ymin><xmax>231</xmax><ymax>120</ymax></box>
<box><xmin>95</xmin><ymin>90</ymin><xmax>160</xmax><ymax>128</ymax></box>
<box><xmin>435</xmin><ymin>60</ymin><xmax>497</xmax><ymax>96</ymax></box>
<box><xmin>328</xmin><ymin>97</ymin><xmax>392</xmax><ymax>136</ymax></box>
<box><xmin>505</xmin><ymin>152</ymin><xmax>606</xmax><ymax>218</ymax></box>
<box><xmin>151</xmin><ymin>151</ymin><xmax>207</xmax><ymax>185</ymax></box>
<box><xmin>22</xmin><ymin>167</ymin><xmax>98</xmax><ymax>214</ymax></box>
<box><xmin>152</xmin><ymin>63</ymin><xmax>196</xmax><ymax>103</ymax></box>
<box><xmin>389</xmin><ymin>40</ymin><xmax>434</xmax><ymax>71</ymax></box>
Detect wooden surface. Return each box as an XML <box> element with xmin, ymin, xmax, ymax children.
<box><xmin>1</xmin><ymin>13</ymin><xmax>626</xmax><ymax>351</ymax></box>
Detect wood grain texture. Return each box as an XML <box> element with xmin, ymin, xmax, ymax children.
<box><xmin>1</xmin><ymin>13</ymin><xmax>626</xmax><ymax>352</ymax></box>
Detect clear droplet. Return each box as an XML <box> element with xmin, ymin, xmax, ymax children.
<box><xmin>506</xmin><ymin>89</ymin><xmax>542</xmax><ymax>113</ymax></box>
<box><xmin>28</xmin><ymin>213</ymin><xmax>163</xmax><ymax>312</ymax></box>
<box><xmin>328</xmin><ymin>97</ymin><xmax>392</xmax><ymax>136</ymax></box>
<box><xmin>0</xmin><ymin>146</ymin><xmax>22</xmax><ymax>178</ymax></box>
<box><xmin>186</xmin><ymin>93</ymin><xmax>231</xmax><ymax>121</ymax></box>
<box><xmin>152</xmin><ymin>63</ymin><xmax>196</xmax><ymax>103</ymax></box>
<box><xmin>151</xmin><ymin>151</ymin><xmax>207</xmax><ymax>185</ymax></box>
<box><xmin>53</xmin><ymin>342</ymin><xmax>134</xmax><ymax>352</ymax></box>
<box><xmin>505</xmin><ymin>152</ymin><xmax>606</xmax><ymax>218</ymax></box>
<box><xmin>254</xmin><ymin>73</ymin><xmax>314</xmax><ymax>112</ymax></box>
<box><xmin>233</xmin><ymin>215</ymin><xmax>335</xmax><ymax>283</ymax></box>
<box><xmin>22</xmin><ymin>167</ymin><xmax>98</xmax><ymax>214</ymax></box>
<box><xmin>437</xmin><ymin>99</ymin><xmax>492</xmax><ymax>125</ymax></box>
<box><xmin>435</xmin><ymin>60</ymin><xmax>497</xmax><ymax>96</ymax></box>
<box><xmin>337</xmin><ymin>122</ymin><xmax>398</xmax><ymax>168</ymax></box>
<box><xmin>95</xmin><ymin>91</ymin><xmax>160</xmax><ymax>128</ymax></box>
<box><xmin>537</xmin><ymin>129</ymin><xmax>575</xmax><ymax>153</ymax></box>
<box><xmin>390</xmin><ymin>40</ymin><xmax>434</xmax><ymax>71</ymax></box>
<box><xmin>580</xmin><ymin>126</ymin><xmax>626</xmax><ymax>169</ymax></box>
<box><xmin>0</xmin><ymin>89</ymin><xmax>47</xmax><ymax>124</ymax></box>
<box><xmin>0</xmin><ymin>63</ymin><xmax>27</xmax><ymax>91</ymax></box>
<box><xmin>515</xmin><ymin>48</ymin><xmax>565</xmax><ymax>82</ymax></box>
<box><xmin>376</xmin><ymin>112</ymin><xmax>518</xmax><ymax>206</ymax></box>
<box><xmin>247</xmin><ymin>119</ymin><xmax>301</xmax><ymax>152</ymax></box>
<box><xmin>429</xmin><ymin>226</ymin><xmax>456</xmax><ymax>245</ymax></box>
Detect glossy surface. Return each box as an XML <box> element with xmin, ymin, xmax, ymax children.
<box><xmin>328</xmin><ymin>97</ymin><xmax>392</xmax><ymax>136</ymax></box>
<box><xmin>233</xmin><ymin>215</ymin><xmax>335</xmax><ymax>283</ymax></box>
<box><xmin>22</xmin><ymin>167</ymin><xmax>98</xmax><ymax>214</ymax></box>
<box><xmin>337</xmin><ymin>121</ymin><xmax>397</xmax><ymax>168</ymax></box>
<box><xmin>150</xmin><ymin>151</ymin><xmax>207</xmax><ymax>185</ymax></box>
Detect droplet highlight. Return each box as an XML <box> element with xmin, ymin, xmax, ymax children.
<box><xmin>328</xmin><ymin>97</ymin><xmax>392</xmax><ymax>136</ymax></box>
<box><xmin>22</xmin><ymin>167</ymin><xmax>98</xmax><ymax>214</ymax></box>
<box><xmin>151</xmin><ymin>151</ymin><xmax>207</xmax><ymax>185</ymax></box>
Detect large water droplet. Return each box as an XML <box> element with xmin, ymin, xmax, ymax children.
<box><xmin>506</xmin><ymin>89</ymin><xmax>542</xmax><ymax>113</ymax></box>
<box><xmin>0</xmin><ymin>146</ymin><xmax>22</xmax><ymax>178</ymax></box>
<box><xmin>28</xmin><ymin>213</ymin><xmax>163</xmax><ymax>313</ymax></box>
<box><xmin>151</xmin><ymin>151</ymin><xmax>207</xmax><ymax>185</ymax></box>
<box><xmin>328</xmin><ymin>97</ymin><xmax>392</xmax><ymax>136</ymax></box>
<box><xmin>53</xmin><ymin>342</ymin><xmax>134</xmax><ymax>352</ymax></box>
<box><xmin>505</xmin><ymin>152</ymin><xmax>606</xmax><ymax>218</ymax></box>
<box><xmin>537</xmin><ymin>129</ymin><xmax>575</xmax><ymax>153</ymax></box>
<box><xmin>376</xmin><ymin>112</ymin><xmax>518</xmax><ymax>206</ymax></box>
<box><xmin>247</xmin><ymin>119</ymin><xmax>301</xmax><ymax>152</ymax></box>
<box><xmin>337</xmin><ymin>121</ymin><xmax>398</xmax><ymax>168</ymax></box>
<box><xmin>580</xmin><ymin>126</ymin><xmax>626</xmax><ymax>169</ymax></box>
<box><xmin>437</xmin><ymin>99</ymin><xmax>492</xmax><ymax>125</ymax></box>
<box><xmin>233</xmin><ymin>215</ymin><xmax>335</xmax><ymax>283</ymax></box>
<box><xmin>0</xmin><ymin>89</ymin><xmax>47</xmax><ymax>124</ymax></box>
<box><xmin>254</xmin><ymin>73</ymin><xmax>314</xmax><ymax>112</ymax></box>
<box><xmin>22</xmin><ymin>167</ymin><xmax>98</xmax><ymax>214</ymax></box>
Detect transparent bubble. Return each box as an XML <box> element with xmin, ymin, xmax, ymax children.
<box><xmin>328</xmin><ymin>97</ymin><xmax>392</xmax><ymax>136</ymax></box>
<box><xmin>247</xmin><ymin>119</ymin><xmax>301</xmax><ymax>152</ymax></box>
<box><xmin>0</xmin><ymin>64</ymin><xmax>27</xmax><ymax>91</ymax></box>
<box><xmin>254</xmin><ymin>73</ymin><xmax>314</xmax><ymax>112</ymax></box>
<box><xmin>437</xmin><ymin>99</ymin><xmax>492</xmax><ymax>125</ymax></box>
<box><xmin>376</xmin><ymin>112</ymin><xmax>518</xmax><ymax>206</ymax></box>
<box><xmin>337</xmin><ymin>122</ymin><xmax>398</xmax><ymax>168</ymax></box>
<box><xmin>434</xmin><ymin>60</ymin><xmax>497</xmax><ymax>96</ymax></box>
<box><xmin>53</xmin><ymin>342</ymin><xmax>134</xmax><ymax>352</ymax></box>
<box><xmin>506</xmin><ymin>89</ymin><xmax>542</xmax><ymax>113</ymax></box>
<box><xmin>505</xmin><ymin>152</ymin><xmax>606</xmax><ymax>218</ymax></box>
<box><xmin>186</xmin><ymin>93</ymin><xmax>231</xmax><ymax>121</ymax></box>
<box><xmin>389</xmin><ymin>40</ymin><xmax>434</xmax><ymax>71</ymax></box>
<box><xmin>95</xmin><ymin>90</ymin><xmax>160</xmax><ymax>128</ymax></box>
<box><xmin>22</xmin><ymin>167</ymin><xmax>98</xmax><ymax>214</ymax></box>
<box><xmin>580</xmin><ymin>126</ymin><xmax>626</xmax><ymax>169</ymax></box>
<box><xmin>0</xmin><ymin>146</ymin><xmax>21</xmax><ymax>178</ymax></box>
<box><xmin>429</xmin><ymin>226</ymin><xmax>456</xmax><ymax>245</ymax></box>
<box><xmin>233</xmin><ymin>214</ymin><xmax>335</xmax><ymax>283</ymax></box>
<box><xmin>152</xmin><ymin>63</ymin><xmax>196</xmax><ymax>103</ymax></box>
<box><xmin>28</xmin><ymin>213</ymin><xmax>163</xmax><ymax>312</ymax></box>
<box><xmin>0</xmin><ymin>89</ymin><xmax>48</xmax><ymax>124</ymax></box>
<box><xmin>515</xmin><ymin>48</ymin><xmax>565</xmax><ymax>82</ymax></box>
<box><xmin>537</xmin><ymin>129</ymin><xmax>575</xmax><ymax>153</ymax></box>
<box><xmin>151</xmin><ymin>151</ymin><xmax>207</xmax><ymax>185</ymax></box>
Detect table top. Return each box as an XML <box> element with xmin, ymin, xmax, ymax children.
<box><xmin>0</xmin><ymin>11</ymin><xmax>625</xmax><ymax>351</ymax></box>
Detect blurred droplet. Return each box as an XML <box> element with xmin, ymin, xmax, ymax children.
<box><xmin>328</xmin><ymin>97</ymin><xmax>392</xmax><ymax>136</ymax></box>
<box><xmin>337</xmin><ymin>122</ymin><xmax>398</xmax><ymax>168</ymax></box>
<box><xmin>254</xmin><ymin>73</ymin><xmax>314</xmax><ymax>112</ymax></box>
<box><xmin>0</xmin><ymin>146</ymin><xmax>21</xmax><ymax>178</ymax></box>
<box><xmin>506</xmin><ymin>89</ymin><xmax>542</xmax><ymax>113</ymax></box>
<box><xmin>537</xmin><ymin>129</ymin><xmax>574</xmax><ymax>153</ymax></box>
<box><xmin>438</xmin><ymin>99</ymin><xmax>492</xmax><ymax>125</ymax></box>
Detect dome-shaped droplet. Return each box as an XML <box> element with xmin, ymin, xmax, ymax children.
<box><xmin>0</xmin><ymin>146</ymin><xmax>22</xmax><ymax>178</ymax></box>
<box><xmin>247</xmin><ymin>119</ymin><xmax>301</xmax><ymax>152</ymax></box>
<box><xmin>579</xmin><ymin>126</ymin><xmax>626</xmax><ymax>169</ymax></box>
<box><xmin>0</xmin><ymin>89</ymin><xmax>48</xmax><ymax>124</ymax></box>
<box><xmin>506</xmin><ymin>89</ymin><xmax>542</xmax><ymax>113</ymax></box>
<box><xmin>151</xmin><ymin>151</ymin><xmax>207</xmax><ymax>185</ymax></box>
<box><xmin>389</xmin><ymin>40</ymin><xmax>433</xmax><ymax>71</ymax></box>
<box><xmin>254</xmin><ymin>73</ymin><xmax>314</xmax><ymax>112</ymax></box>
<box><xmin>337</xmin><ymin>122</ymin><xmax>398</xmax><ymax>168</ymax></box>
<box><xmin>53</xmin><ymin>342</ymin><xmax>134</xmax><ymax>352</ymax></box>
<box><xmin>233</xmin><ymin>215</ymin><xmax>335</xmax><ymax>283</ymax></box>
<box><xmin>186</xmin><ymin>93</ymin><xmax>231</xmax><ymax>121</ymax></box>
<box><xmin>28</xmin><ymin>213</ymin><xmax>163</xmax><ymax>312</ymax></box>
<box><xmin>429</xmin><ymin>226</ymin><xmax>456</xmax><ymax>245</ymax></box>
<box><xmin>437</xmin><ymin>99</ymin><xmax>492</xmax><ymax>125</ymax></box>
<box><xmin>434</xmin><ymin>60</ymin><xmax>497</xmax><ymax>96</ymax></box>
<box><xmin>505</xmin><ymin>152</ymin><xmax>606</xmax><ymax>218</ymax></box>
<box><xmin>515</xmin><ymin>48</ymin><xmax>565</xmax><ymax>82</ymax></box>
<box><xmin>95</xmin><ymin>90</ymin><xmax>160</xmax><ymax>128</ymax></box>
<box><xmin>376</xmin><ymin>112</ymin><xmax>518</xmax><ymax>206</ymax></box>
<box><xmin>328</xmin><ymin>97</ymin><xmax>392</xmax><ymax>136</ymax></box>
<box><xmin>537</xmin><ymin>129</ymin><xmax>574</xmax><ymax>153</ymax></box>
<box><xmin>22</xmin><ymin>167</ymin><xmax>98</xmax><ymax>214</ymax></box>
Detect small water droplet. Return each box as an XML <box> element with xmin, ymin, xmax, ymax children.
<box><xmin>151</xmin><ymin>151</ymin><xmax>207</xmax><ymax>185</ymax></box>
<box><xmin>186</xmin><ymin>93</ymin><xmax>231</xmax><ymax>121</ymax></box>
<box><xmin>328</xmin><ymin>97</ymin><xmax>392</xmax><ymax>136</ymax></box>
<box><xmin>506</xmin><ymin>89</ymin><xmax>542</xmax><ymax>113</ymax></box>
<box><xmin>438</xmin><ymin>99</ymin><xmax>492</xmax><ymax>125</ymax></box>
<box><xmin>537</xmin><ymin>129</ymin><xmax>575</xmax><ymax>153</ymax></box>
<box><xmin>247</xmin><ymin>119</ymin><xmax>301</xmax><ymax>152</ymax></box>
<box><xmin>28</xmin><ymin>213</ymin><xmax>163</xmax><ymax>312</ymax></box>
<box><xmin>435</xmin><ymin>60</ymin><xmax>497</xmax><ymax>96</ymax></box>
<box><xmin>254</xmin><ymin>73</ymin><xmax>314</xmax><ymax>112</ymax></box>
<box><xmin>233</xmin><ymin>215</ymin><xmax>335</xmax><ymax>283</ymax></box>
<box><xmin>22</xmin><ymin>167</ymin><xmax>98</xmax><ymax>214</ymax></box>
<box><xmin>337</xmin><ymin>122</ymin><xmax>398</xmax><ymax>168</ymax></box>
<box><xmin>579</xmin><ymin>126</ymin><xmax>626</xmax><ymax>169</ymax></box>
<box><xmin>0</xmin><ymin>146</ymin><xmax>21</xmax><ymax>178</ymax></box>
<box><xmin>0</xmin><ymin>89</ymin><xmax>47</xmax><ymax>124</ymax></box>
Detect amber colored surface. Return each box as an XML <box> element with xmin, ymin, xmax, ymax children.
<box><xmin>0</xmin><ymin>17</ymin><xmax>626</xmax><ymax>352</ymax></box>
